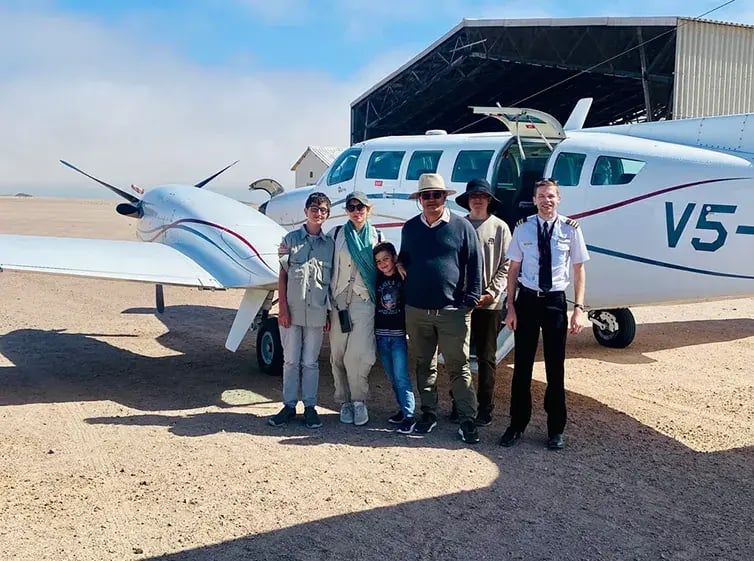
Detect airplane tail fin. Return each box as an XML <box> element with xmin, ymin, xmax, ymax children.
<box><xmin>60</xmin><ymin>160</ymin><xmax>140</xmax><ymax>203</ymax></box>
<box><xmin>194</xmin><ymin>161</ymin><xmax>239</xmax><ymax>188</ymax></box>
<box><xmin>564</xmin><ymin>98</ymin><xmax>593</xmax><ymax>131</ymax></box>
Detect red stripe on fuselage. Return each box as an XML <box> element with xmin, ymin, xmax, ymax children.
<box><xmin>570</xmin><ymin>177</ymin><xmax>745</xmax><ymax>220</ymax></box>
<box><xmin>143</xmin><ymin>218</ymin><xmax>275</xmax><ymax>272</ymax></box>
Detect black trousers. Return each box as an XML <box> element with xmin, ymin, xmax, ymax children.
<box><xmin>471</xmin><ymin>308</ymin><xmax>501</xmax><ymax>414</ymax></box>
<box><xmin>509</xmin><ymin>288</ymin><xmax>568</xmax><ymax>436</ymax></box>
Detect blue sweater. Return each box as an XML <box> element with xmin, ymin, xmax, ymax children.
<box><xmin>399</xmin><ymin>213</ymin><xmax>482</xmax><ymax>309</ymax></box>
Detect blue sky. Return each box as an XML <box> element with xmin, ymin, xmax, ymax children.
<box><xmin>0</xmin><ymin>0</ymin><xmax>751</xmax><ymax>199</ymax></box>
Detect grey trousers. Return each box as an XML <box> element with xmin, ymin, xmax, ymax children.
<box><xmin>329</xmin><ymin>294</ymin><xmax>376</xmax><ymax>403</ymax></box>
<box><xmin>406</xmin><ymin>306</ymin><xmax>477</xmax><ymax>421</ymax></box>
<box><xmin>281</xmin><ymin>324</ymin><xmax>324</xmax><ymax>408</ymax></box>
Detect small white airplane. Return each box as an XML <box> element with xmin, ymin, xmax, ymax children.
<box><xmin>1</xmin><ymin>99</ymin><xmax>752</xmax><ymax>375</ymax></box>
<box><xmin>258</xmin><ymin>98</ymin><xmax>754</xmax><ymax>364</ymax></box>
<box><xmin>0</xmin><ymin>161</ymin><xmax>288</xmax><ymax>362</ymax></box>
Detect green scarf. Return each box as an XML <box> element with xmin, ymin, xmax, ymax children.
<box><xmin>344</xmin><ymin>220</ymin><xmax>377</xmax><ymax>303</ymax></box>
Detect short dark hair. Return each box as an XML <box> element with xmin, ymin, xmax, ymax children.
<box><xmin>305</xmin><ymin>192</ymin><xmax>331</xmax><ymax>211</ymax></box>
<box><xmin>373</xmin><ymin>241</ymin><xmax>397</xmax><ymax>257</ymax></box>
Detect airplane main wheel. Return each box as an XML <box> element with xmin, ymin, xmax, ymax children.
<box><xmin>256</xmin><ymin>317</ymin><xmax>283</xmax><ymax>376</ymax></box>
<box><xmin>590</xmin><ymin>308</ymin><xmax>636</xmax><ymax>349</ymax></box>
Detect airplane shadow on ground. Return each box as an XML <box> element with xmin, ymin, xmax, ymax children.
<box><xmin>572</xmin><ymin>318</ymin><xmax>754</xmax><ymax>365</ymax></box>
<box><xmin>88</xmin><ymin>382</ymin><xmax>754</xmax><ymax>561</ymax></box>
<box><xmin>2</xmin><ymin>305</ymin><xmax>754</xmax><ymax>559</ymax></box>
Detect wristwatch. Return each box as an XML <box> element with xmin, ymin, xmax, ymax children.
<box><xmin>573</xmin><ymin>304</ymin><xmax>585</xmax><ymax>311</ymax></box>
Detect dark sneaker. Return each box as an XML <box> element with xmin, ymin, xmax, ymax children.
<box><xmin>475</xmin><ymin>410</ymin><xmax>493</xmax><ymax>427</ymax></box>
<box><xmin>412</xmin><ymin>412</ymin><xmax>437</xmax><ymax>434</ymax></box>
<box><xmin>387</xmin><ymin>411</ymin><xmax>405</xmax><ymax>425</ymax></box>
<box><xmin>303</xmin><ymin>406</ymin><xmax>322</xmax><ymax>429</ymax></box>
<box><xmin>458</xmin><ymin>420</ymin><xmax>480</xmax><ymax>444</ymax></box>
<box><xmin>396</xmin><ymin>417</ymin><xmax>416</xmax><ymax>435</ymax></box>
<box><xmin>547</xmin><ymin>433</ymin><xmax>565</xmax><ymax>450</ymax></box>
<box><xmin>448</xmin><ymin>401</ymin><xmax>460</xmax><ymax>424</ymax></box>
<box><xmin>499</xmin><ymin>426</ymin><xmax>523</xmax><ymax>447</ymax></box>
<box><xmin>268</xmin><ymin>405</ymin><xmax>296</xmax><ymax>427</ymax></box>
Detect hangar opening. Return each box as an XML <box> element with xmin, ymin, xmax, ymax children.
<box><xmin>351</xmin><ymin>17</ymin><xmax>754</xmax><ymax>143</ymax></box>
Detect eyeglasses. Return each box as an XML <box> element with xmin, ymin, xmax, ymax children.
<box><xmin>420</xmin><ymin>191</ymin><xmax>445</xmax><ymax>200</ymax></box>
<box><xmin>307</xmin><ymin>206</ymin><xmax>329</xmax><ymax>214</ymax></box>
<box><xmin>346</xmin><ymin>203</ymin><xmax>366</xmax><ymax>212</ymax></box>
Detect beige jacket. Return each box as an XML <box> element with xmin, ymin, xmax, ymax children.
<box><xmin>467</xmin><ymin>214</ymin><xmax>511</xmax><ymax>310</ymax></box>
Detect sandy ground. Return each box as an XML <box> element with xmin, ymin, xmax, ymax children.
<box><xmin>0</xmin><ymin>197</ymin><xmax>752</xmax><ymax>561</ymax></box>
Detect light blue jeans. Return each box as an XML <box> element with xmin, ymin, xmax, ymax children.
<box><xmin>376</xmin><ymin>335</ymin><xmax>416</xmax><ymax>418</ymax></box>
<box><xmin>281</xmin><ymin>325</ymin><xmax>324</xmax><ymax>408</ymax></box>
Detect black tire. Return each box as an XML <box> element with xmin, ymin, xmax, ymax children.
<box><xmin>256</xmin><ymin>317</ymin><xmax>283</xmax><ymax>376</ymax></box>
<box><xmin>591</xmin><ymin>308</ymin><xmax>636</xmax><ymax>349</ymax></box>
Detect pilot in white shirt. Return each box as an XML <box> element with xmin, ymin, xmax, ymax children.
<box><xmin>500</xmin><ymin>178</ymin><xmax>589</xmax><ymax>451</ymax></box>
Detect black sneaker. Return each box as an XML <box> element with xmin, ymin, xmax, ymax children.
<box><xmin>396</xmin><ymin>416</ymin><xmax>416</xmax><ymax>435</ymax></box>
<box><xmin>412</xmin><ymin>412</ymin><xmax>437</xmax><ymax>434</ymax></box>
<box><xmin>547</xmin><ymin>433</ymin><xmax>565</xmax><ymax>450</ymax></box>
<box><xmin>475</xmin><ymin>410</ymin><xmax>493</xmax><ymax>427</ymax></box>
<box><xmin>458</xmin><ymin>420</ymin><xmax>480</xmax><ymax>444</ymax></box>
<box><xmin>303</xmin><ymin>406</ymin><xmax>323</xmax><ymax>429</ymax></box>
<box><xmin>499</xmin><ymin>426</ymin><xmax>523</xmax><ymax>447</ymax></box>
<box><xmin>387</xmin><ymin>411</ymin><xmax>404</xmax><ymax>424</ymax></box>
<box><xmin>268</xmin><ymin>405</ymin><xmax>296</xmax><ymax>427</ymax></box>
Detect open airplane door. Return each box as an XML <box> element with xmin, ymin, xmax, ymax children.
<box><xmin>470</xmin><ymin>106</ymin><xmax>566</xmax><ymax>144</ymax></box>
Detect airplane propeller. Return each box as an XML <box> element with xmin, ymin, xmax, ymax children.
<box><xmin>60</xmin><ymin>160</ymin><xmax>141</xmax><ymax>204</ymax></box>
<box><xmin>194</xmin><ymin>160</ymin><xmax>239</xmax><ymax>188</ymax></box>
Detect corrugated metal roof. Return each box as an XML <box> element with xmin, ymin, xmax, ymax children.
<box><xmin>675</xmin><ymin>18</ymin><xmax>754</xmax><ymax>119</ymax></box>
<box><xmin>352</xmin><ymin>16</ymin><xmax>681</xmax><ymax>107</ymax></box>
<box><xmin>290</xmin><ymin>146</ymin><xmax>344</xmax><ymax>171</ymax></box>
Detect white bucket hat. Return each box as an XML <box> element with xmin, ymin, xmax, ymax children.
<box><xmin>408</xmin><ymin>173</ymin><xmax>456</xmax><ymax>200</ymax></box>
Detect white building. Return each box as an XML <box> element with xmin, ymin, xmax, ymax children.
<box><xmin>290</xmin><ymin>146</ymin><xmax>343</xmax><ymax>188</ymax></box>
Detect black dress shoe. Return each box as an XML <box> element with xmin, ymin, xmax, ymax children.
<box><xmin>499</xmin><ymin>427</ymin><xmax>523</xmax><ymax>447</ymax></box>
<box><xmin>547</xmin><ymin>434</ymin><xmax>565</xmax><ymax>450</ymax></box>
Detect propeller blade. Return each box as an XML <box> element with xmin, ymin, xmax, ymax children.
<box><xmin>60</xmin><ymin>160</ymin><xmax>140</xmax><ymax>203</ymax></box>
<box><xmin>195</xmin><ymin>160</ymin><xmax>239</xmax><ymax>188</ymax></box>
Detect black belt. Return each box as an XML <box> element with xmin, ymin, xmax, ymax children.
<box><xmin>517</xmin><ymin>284</ymin><xmax>564</xmax><ymax>298</ymax></box>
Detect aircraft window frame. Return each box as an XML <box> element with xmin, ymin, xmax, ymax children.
<box><xmin>327</xmin><ymin>147</ymin><xmax>362</xmax><ymax>186</ymax></box>
<box><xmin>451</xmin><ymin>150</ymin><xmax>495</xmax><ymax>184</ymax></box>
<box><xmin>406</xmin><ymin>150</ymin><xmax>443</xmax><ymax>180</ymax></box>
<box><xmin>552</xmin><ymin>152</ymin><xmax>587</xmax><ymax>187</ymax></box>
<box><xmin>590</xmin><ymin>155</ymin><xmax>646</xmax><ymax>186</ymax></box>
<box><xmin>365</xmin><ymin>150</ymin><xmax>406</xmax><ymax>180</ymax></box>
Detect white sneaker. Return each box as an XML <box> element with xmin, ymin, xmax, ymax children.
<box><xmin>340</xmin><ymin>402</ymin><xmax>354</xmax><ymax>424</ymax></box>
<box><xmin>353</xmin><ymin>401</ymin><xmax>369</xmax><ymax>426</ymax></box>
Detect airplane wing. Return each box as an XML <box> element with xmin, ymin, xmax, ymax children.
<box><xmin>0</xmin><ymin>234</ymin><xmax>223</xmax><ymax>288</ymax></box>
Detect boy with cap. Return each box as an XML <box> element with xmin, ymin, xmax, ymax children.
<box><xmin>454</xmin><ymin>178</ymin><xmax>511</xmax><ymax>426</ymax></box>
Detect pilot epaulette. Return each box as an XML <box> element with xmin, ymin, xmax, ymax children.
<box><xmin>565</xmin><ymin>218</ymin><xmax>580</xmax><ymax>229</ymax></box>
<box><xmin>515</xmin><ymin>218</ymin><xmax>526</xmax><ymax>227</ymax></box>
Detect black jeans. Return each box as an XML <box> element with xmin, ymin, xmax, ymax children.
<box><xmin>509</xmin><ymin>288</ymin><xmax>568</xmax><ymax>437</ymax></box>
<box><xmin>471</xmin><ymin>308</ymin><xmax>501</xmax><ymax>414</ymax></box>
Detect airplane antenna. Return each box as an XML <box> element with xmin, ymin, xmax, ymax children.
<box><xmin>195</xmin><ymin>161</ymin><xmax>239</xmax><ymax>188</ymax></box>
<box><xmin>60</xmin><ymin>160</ymin><xmax>140</xmax><ymax>203</ymax></box>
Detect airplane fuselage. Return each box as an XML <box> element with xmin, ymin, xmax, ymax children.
<box><xmin>263</xmin><ymin>118</ymin><xmax>754</xmax><ymax>310</ymax></box>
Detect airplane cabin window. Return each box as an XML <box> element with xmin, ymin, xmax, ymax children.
<box><xmin>406</xmin><ymin>150</ymin><xmax>442</xmax><ymax>180</ymax></box>
<box><xmin>591</xmin><ymin>156</ymin><xmax>646</xmax><ymax>186</ymax></box>
<box><xmin>552</xmin><ymin>152</ymin><xmax>586</xmax><ymax>186</ymax></box>
<box><xmin>327</xmin><ymin>147</ymin><xmax>362</xmax><ymax>186</ymax></box>
<box><xmin>451</xmin><ymin>150</ymin><xmax>495</xmax><ymax>183</ymax></box>
<box><xmin>365</xmin><ymin>150</ymin><xmax>406</xmax><ymax>180</ymax></box>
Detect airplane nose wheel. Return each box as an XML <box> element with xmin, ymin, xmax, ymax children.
<box><xmin>256</xmin><ymin>317</ymin><xmax>283</xmax><ymax>376</ymax></box>
<box><xmin>589</xmin><ymin>308</ymin><xmax>636</xmax><ymax>348</ymax></box>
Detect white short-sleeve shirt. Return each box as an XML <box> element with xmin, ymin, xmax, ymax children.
<box><xmin>506</xmin><ymin>214</ymin><xmax>589</xmax><ymax>292</ymax></box>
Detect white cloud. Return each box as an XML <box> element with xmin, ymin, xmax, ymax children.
<box><xmin>0</xmin><ymin>7</ymin><xmax>367</xmax><ymax>199</ymax></box>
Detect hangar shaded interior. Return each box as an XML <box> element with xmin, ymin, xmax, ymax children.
<box><xmin>351</xmin><ymin>19</ymin><xmax>678</xmax><ymax>143</ymax></box>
